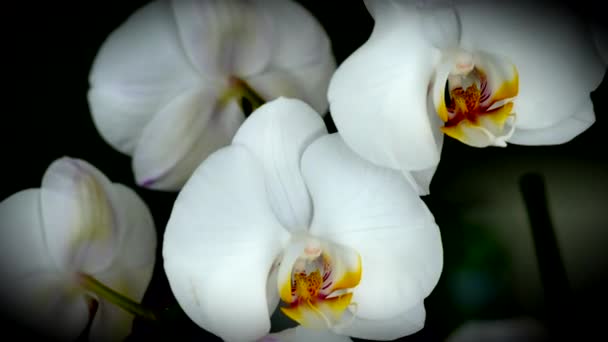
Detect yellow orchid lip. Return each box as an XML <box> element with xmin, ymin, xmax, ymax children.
<box><xmin>278</xmin><ymin>240</ymin><xmax>362</xmax><ymax>330</ymax></box>
<box><xmin>436</xmin><ymin>58</ymin><xmax>519</xmax><ymax>147</ymax></box>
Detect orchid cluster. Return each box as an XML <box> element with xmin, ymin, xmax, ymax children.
<box><xmin>1</xmin><ymin>0</ymin><xmax>604</xmax><ymax>341</ymax></box>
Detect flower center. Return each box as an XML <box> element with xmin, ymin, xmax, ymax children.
<box><xmin>445</xmin><ymin>69</ymin><xmax>486</xmax><ymax>125</ymax></box>
<box><xmin>218</xmin><ymin>76</ymin><xmax>265</xmax><ymax>115</ymax></box>
<box><xmin>434</xmin><ymin>50</ymin><xmax>519</xmax><ymax>147</ymax></box>
<box><xmin>277</xmin><ymin>237</ymin><xmax>362</xmax><ymax>330</ymax></box>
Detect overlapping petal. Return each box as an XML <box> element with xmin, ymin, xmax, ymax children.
<box><xmin>0</xmin><ymin>190</ymin><xmax>90</xmax><ymax>340</ymax></box>
<box><xmin>455</xmin><ymin>1</ymin><xmax>604</xmax><ymax>132</ymax></box>
<box><xmin>171</xmin><ymin>0</ymin><xmax>272</xmax><ymax>78</ymax></box>
<box><xmin>328</xmin><ymin>0</ymin><xmax>443</xmax><ymax>192</ymax></box>
<box><xmin>508</xmin><ymin>98</ymin><xmax>595</xmax><ymax>145</ymax></box>
<box><xmin>40</xmin><ymin>157</ymin><xmax>119</xmax><ymax>274</ymax></box>
<box><xmin>334</xmin><ymin>302</ymin><xmax>426</xmax><ymax>341</ymax></box>
<box><xmin>163</xmin><ymin>145</ymin><xmax>290</xmax><ymax>341</ymax></box>
<box><xmin>302</xmin><ymin>134</ymin><xmax>443</xmax><ymax>336</ymax></box>
<box><xmin>88</xmin><ymin>0</ymin><xmax>200</xmax><ymax>154</ymax></box>
<box><xmin>233</xmin><ymin>97</ymin><xmax>326</xmax><ymax>232</ymax></box>
<box><xmin>87</xmin><ymin>183</ymin><xmax>157</xmax><ymax>342</ymax></box>
<box><xmin>132</xmin><ymin>87</ymin><xmax>244</xmax><ymax>190</ymax></box>
<box><xmin>244</xmin><ymin>0</ymin><xmax>335</xmax><ymax>114</ymax></box>
<box><xmin>89</xmin><ymin>0</ymin><xmax>335</xmax><ymax>192</ymax></box>
<box><xmin>0</xmin><ymin>159</ymin><xmax>157</xmax><ymax>341</ymax></box>
<box><xmin>262</xmin><ymin>326</ymin><xmax>353</xmax><ymax>342</ymax></box>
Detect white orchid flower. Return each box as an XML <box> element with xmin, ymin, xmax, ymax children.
<box><xmin>0</xmin><ymin>158</ymin><xmax>157</xmax><ymax>341</ymax></box>
<box><xmin>327</xmin><ymin>0</ymin><xmax>605</xmax><ymax>195</ymax></box>
<box><xmin>88</xmin><ymin>0</ymin><xmax>335</xmax><ymax>191</ymax></box>
<box><xmin>163</xmin><ymin>97</ymin><xmax>443</xmax><ymax>341</ymax></box>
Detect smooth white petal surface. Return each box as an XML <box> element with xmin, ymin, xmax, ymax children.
<box><xmin>88</xmin><ymin>299</ymin><xmax>134</xmax><ymax>342</ymax></box>
<box><xmin>246</xmin><ymin>55</ymin><xmax>336</xmax><ymax>115</ymax></box>
<box><xmin>88</xmin><ymin>0</ymin><xmax>200</xmax><ymax>154</ymax></box>
<box><xmin>244</xmin><ymin>0</ymin><xmax>335</xmax><ymax>114</ymax></box>
<box><xmin>163</xmin><ymin>145</ymin><xmax>290</xmax><ymax>341</ymax></box>
<box><xmin>455</xmin><ymin>1</ymin><xmax>604</xmax><ymax>130</ymax></box>
<box><xmin>87</xmin><ymin>183</ymin><xmax>157</xmax><ymax>341</ymax></box>
<box><xmin>0</xmin><ymin>189</ymin><xmax>55</xmax><ymax>278</ymax></box>
<box><xmin>0</xmin><ymin>190</ymin><xmax>89</xmax><ymax>340</ymax></box>
<box><xmin>171</xmin><ymin>0</ymin><xmax>272</xmax><ymax>78</ymax></box>
<box><xmin>508</xmin><ymin>97</ymin><xmax>595</xmax><ymax>145</ymax></box>
<box><xmin>262</xmin><ymin>326</ymin><xmax>353</xmax><ymax>342</ymax></box>
<box><xmin>40</xmin><ymin>158</ymin><xmax>120</xmax><ymax>274</ymax></box>
<box><xmin>233</xmin><ymin>97</ymin><xmax>326</xmax><ymax>232</ymax></box>
<box><xmin>133</xmin><ymin>87</ymin><xmax>244</xmax><ymax>191</ymax></box>
<box><xmin>328</xmin><ymin>0</ymin><xmax>442</xmax><ymax>174</ymax></box>
<box><xmin>333</xmin><ymin>302</ymin><xmax>426</xmax><ymax>341</ymax></box>
<box><xmin>302</xmin><ymin>135</ymin><xmax>443</xmax><ymax>323</ymax></box>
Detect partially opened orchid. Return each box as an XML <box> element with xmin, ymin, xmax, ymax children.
<box><xmin>163</xmin><ymin>97</ymin><xmax>443</xmax><ymax>341</ymax></box>
<box><xmin>0</xmin><ymin>158</ymin><xmax>156</xmax><ymax>341</ymax></box>
<box><xmin>88</xmin><ymin>0</ymin><xmax>335</xmax><ymax>191</ymax></box>
<box><xmin>328</xmin><ymin>0</ymin><xmax>605</xmax><ymax>195</ymax></box>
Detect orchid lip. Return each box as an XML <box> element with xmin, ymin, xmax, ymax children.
<box><xmin>277</xmin><ymin>236</ymin><xmax>362</xmax><ymax>330</ymax></box>
<box><xmin>435</xmin><ymin>50</ymin><xmax>519</xmax><ymax>147</ymax></box>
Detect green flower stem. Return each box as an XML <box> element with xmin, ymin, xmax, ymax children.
<box><xmin>78</xmin><ymin>273</ymin><xmax>158</xmax><ymax>321</ymax></box>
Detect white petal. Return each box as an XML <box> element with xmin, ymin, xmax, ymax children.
<box><xmin>88</xmin><ymin>299</ymin><xmax>134</xmax><ymax>342</ymax></box>
<box><xmin>88</xmin><ymin>0</ymin><xmax>200</xmax><ymax>154</ymax></box>
<box><xmin>106</xmin><ymin>184</ymin><xmax>157</xmax><ymax>271</ymax></box>
<box><xmin>302</xmin><ymin>135</ymin><xmax>443</xmax><ymax>322</ymax></box>
<box><xmin>0</xmin><ymin>189</ymin><xmax>54</xmax><ymax>278</ymax></box>
<box><xmin>232</xmin><ymin>97</ymin><xmax>326</xmax><ymax>232</ymax></box>
<box><xmin>85</xmin><ymin>183</ymin><xmax>157</xmax><ymax>342</ymax></box>
<box><xmin>508</xmin><ymin>97</ymin><xmax>595</xmax><ymax>145</ymax></box>
<box><xmin>244</xmin><ymin>0</ymin><xmax>336</xmax><ymax>114</ymax></box>
<box><xmin>328</xmin><ymin>1</ymin><xmax>442</xmax><ymax>173</ymax></box>
<box><xmin>40</xmin><ymin>158</ymin><xmax>120</xmax><ymax>274</ymax></box>
<box><xmin>456</xmin><ymin>1</ymin><xmax>605</xmax><ymax>130</ymax></box>
<box><xmin>262</xmin><ymin>326</ymin><xmax>353</xmax><ymax>342</ymax></box>
<box><xmin>0</xmin><ymin>272</ymin><xmax>89</xmax><ymax>341</ymax></box>
<box><xmin>332</xmin><ymin>302</ymin><xmax>426</xmax><ymax>341</ymax></box>
<box><xmin>132</xmin><ymin>87</ymin><xmax>244</xmax><ymax>191</ymax></box>
<box><xmin>416</xmin><ymin>0</ymin><xmax>462</xmax><ymax>49</ymax></box>
<box><xmin>245</xmin><ymin>55</ymin><xmax>336</xmax><ymax>116</ymax></box>
<box><xmin>170</xmin><ymin>0</ymin><xmax>272</xmax><ymax>78</ymax></box>
<box><xmin>163</xmin><ymin>145</ymin><xmax>290</xmax><ymax>341</ymax></box>
<box><xmin>0</xmin><ymin>189</ymin><xmax>90</xmax><ymax>339</ymax></box>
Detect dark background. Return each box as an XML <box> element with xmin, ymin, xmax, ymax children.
<box><xmin>2</xmin><ymin>1</ymin><xmax>607</xmax><ymax>341</ymax></box>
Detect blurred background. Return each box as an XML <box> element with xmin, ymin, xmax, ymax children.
<box><xmin>2</xmin><ymin>0</ymin><xmax>607</xmax><ymax>341</ymax></box>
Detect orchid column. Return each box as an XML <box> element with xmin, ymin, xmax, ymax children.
<box><xmin>88</xmin><ymin>0</ymin><xmax>336</xmax><ymax>191</ymax></box>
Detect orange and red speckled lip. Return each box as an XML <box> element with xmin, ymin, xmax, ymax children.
<box><xmin>278</xmin><ymin>248</ymin><xmax>362</xmax><ymax>329</ymax></box>
<box><xmin>436</xmin><ymin>63</ymin><xmax>519</xmax><ymax>147</ymax></box>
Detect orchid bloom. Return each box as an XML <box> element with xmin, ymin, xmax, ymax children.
<box><xmin>0</xmin><ymin>158</ymin><xmax>156</xmax><ymax>341</ymax></box>
<box><xmin>88</xmin><ymin>0</ymin><xmax>335</xmax><ymax>191</ymax></box>
<box><xmin>327</xmin><ymin>0</ymin><xmax>605</xmax><ymax>195</ymax></box>
<box><xmin>162</xmin><ymin>97</ymin><xmax>443</xmax><ymax>341</ymax></box>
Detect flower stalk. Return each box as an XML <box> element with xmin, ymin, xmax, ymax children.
<box><xmin>78</xmin><ymin>273</ymin><xmax>158</xmax><ymax>321</ymax></box>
